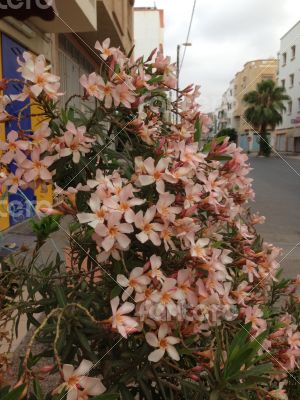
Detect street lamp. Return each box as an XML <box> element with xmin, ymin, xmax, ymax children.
<box><xmin>176</xmin><ymin>42</ymin><xmax>192</xmax><ymax>123</ymax></box>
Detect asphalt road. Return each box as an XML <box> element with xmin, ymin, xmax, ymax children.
<box><xmin>249</xmin><ymin>156</ymin><xmax>300</xmax><ymax>279</ymax></box>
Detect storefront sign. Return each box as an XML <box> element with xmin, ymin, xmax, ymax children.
<box><xmin>0</xmin><ymin>0</ymin><xmax>55</xmax><ymax>20</ymax></box>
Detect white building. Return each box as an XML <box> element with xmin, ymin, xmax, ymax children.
<box><xmin>216</xmin><ymin>81</ymin><xmax>235</xmax><ymax>132</ymax></box>
<box><xmin>275</xmin><ymin>20</ymin><xmax>300</xmax><ymax>153</ymax></box>
<box><xmin>134</xmin><ymin>6</ymin><xmax>164</xmax><ymax>59</ymax></box>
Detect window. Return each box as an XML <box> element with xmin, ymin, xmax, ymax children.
<box><xmin>262</xmin><ymin>75</ymin><xmax>273</xmax><ymax>81</ymax></box>
<box><xmin>290</xmin><ymin>74</ymin><xmax>294</xmax><ymax>87</ymax></box>
<box><xmin>282</xmin><ymin>52</ymin><xmax>287</xmax><ymax>65</ymax></box>
<box><xmin>281</xmin><ymin>79</ymin><xmax>285</xmax><ymax>88</ymax></box>
<box><xmin>291</xmin><ymin>45</ymin><xmax>296</xmax><ymax>60</ymax></box>
<box><xmin>288</xmin><ymin>101</ymin><xmax>292</xmax><ymax>114</ymax></box>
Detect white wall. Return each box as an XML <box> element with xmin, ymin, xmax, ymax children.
<box><xmin>278</xmin><ymin>20</ymin><xmax>300</xmax><ymax>130</ymax></box>
<box><xmin>134</xmin><ymin>10</ymin><xmax>163</xmax><ymax>59</ymax></box>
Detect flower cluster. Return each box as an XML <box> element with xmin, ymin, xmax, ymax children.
<box><xmin>0</xmin><ymin>38</ymin><xmax>299</xmax><ymax>399</ymax></box>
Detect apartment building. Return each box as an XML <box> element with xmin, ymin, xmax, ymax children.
<box><xmin>216</xmin><ymin>59</ymin><xmax>278</xmax><ymax>152</ymax></box>
<box><xmin>134</xmin><ymin>6</ymin><xmax>164</xmax><ymax>59</ymax></box>
<box><xmin>275</xmin><ymin>20</ymin><xmax>300</xmax><ymax>153</ymax></box>
<box><xmin>0</xmin><ymin>0</ymin><xmax>135</xmax><ymax>231</ymax></box>
<box><xmin>216</xmin><ymin>80</ymin><xmax>235</xmax><ymax>132</ymax></box>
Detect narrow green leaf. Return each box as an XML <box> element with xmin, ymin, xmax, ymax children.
<box><xmin>0</xmin><ymin>385</ymin><xmax>26</xmax><ymax>400</ymax></box>
<box><xmin>194</xmin><ymin>117</ymin><xmax>202</xmax><ymax>143</ymax></box>
<box><xmin>54</xmin><ymin>286</ymin><xmax>67</xmax><ymax>307</ymax></box>
<box><xmin>90</xmin><ymin>394</ymin><xmax>119</xmax><ymax>400</ymax></box>
<box><xmin>33</xmin><ymin>379</ymin><xmax>43</xmax><ymax>400</ymax></box>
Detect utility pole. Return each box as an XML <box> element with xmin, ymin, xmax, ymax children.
<box><xmin>176</xmin><ymin>42</ymin><xmax>192</xmax><ymax>124</ymax></box>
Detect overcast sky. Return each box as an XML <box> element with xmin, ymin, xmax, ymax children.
<box><xmin>134</xmin><ymin>0</ymin><xmax>300</xmax><ymax>112</ymax></box>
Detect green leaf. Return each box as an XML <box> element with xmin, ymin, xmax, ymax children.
<box><xmin>138</xmin><ymin>378</ymin><xmax>153</xmax><ymax>400</ymax></box>
<box><xmin>110</xmin><ymin>286</ymin><xmax>122</xmax><ymax>299</ymax></box>
<box><xmin>33</xmin><ymin>379</ymin><xmax>43</xmax><ymax>400</ymax></box>
<box><xmin>54</xmin><ymin>286</ymin><xmax>67</xmax><ymax>307</ymax></box>
<box><xmin>208</xmin><ymin>155</ymin><xmax>232</xmax><ymax>161</ymax></box>
<box><xmin>0</xmin><ymin>385</ymin><xmax>26</xmax><ymax>400</ymax></box>
<box><xmin>90</xmin><ymin>394</ymin><xmax>119</xmax><ymax>400</ymax></box>
<box><xmin>148</xmin><ymin>75</ymin><xmax>164</xmax><ymax>84</ymax></box>
<box><xmin>194</xmin><ymin>117</ymin><xmax>202</xmax><ymax>143</ymax></box>
<box><xmin>237</xmin><ymin>363</ymin><xmax>273</xmax><ymax>379</ymax></box>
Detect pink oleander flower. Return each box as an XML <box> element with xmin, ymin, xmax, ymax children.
<box><xmin>145</xmin><ymin>324</ymin><xmax>180</xmax><ymax>362</ymax></box>
<box><xmin>160</xmin><ymin>223</ymin><xmax>176</xmax><ymax>251</ymax></box>
<box><xmin>134</xmin><ymin>205</ymin><xmax>163</xmax><ymax>246</ymax></box>
<box><xmin>87</xmin><ymin>169</ymin><xmax>113</xmax><ymax>189</ymax></box>
<box><xmin>148</xmin><ymin>255</ymin><xmax>166</xmax><ymax>283</ymax></box>
<box><xmin>54</xmin><ymin>359</ymin><xmax>106</xmax><ymax>400</ymax></box>
<box><xmin>98</xmin><ymin>77</ymin><xmax>115</xmax><ymax>108</ymax></box>
<box><xmin>178</xmin><ymin>141</ymin><xmax>205</xmax><ymax>168</ymax></box>
<box><xmin>174</xmin><ymin>217</ymin><xmax>200</xmax><ymax>247</ymax></box>
<box><xmin>137</xmin><ymin>156</ymin><xmax>169</xmax><ymax>194</ymax></box>
<box><xmin>113</xmin><ymin>83</ymin><xmax>136</xmax><ymax>108</ymax></box>
<box><xmin>30</xmin><ymin>121</ymin><xmax>51</xmax><ymax>153</ymax></box>
<box><xmin>173</xmin><ymin>269</ymin><xmax>198</xmax><ymax>306</ymax></box>
<box><xmin>103</xmin><ymin>184</ymin><xmax>145</xmax><ymax>223</ymax></box>
<box><xmin>244</xmin><ymin>305</ymin><xmax>267</xmax><ymax>333</ymax></box>
<box><xmin>61</xmin><ymin>121</ymin><xmax>95</xmax><ymax>163</ymax></box>
<box><xmin>156</xmin><ymin>193</ymin><xmax>181</xmax><ymax>223</ymax></box>
<box><xmin>0</xmin><ymin>95</ymin><xmax>11</xmax><ymax>121</ymax></box>
<box><xmin>77</xmin><ymin>194</ymin><xmax>107</xmax><ymax>228</ymax></box>
<box><xmin>231</xmin><ymin>281</ymin><xmax>250</xmax><ymax>305</ymax></box>
<box><xmin>6</xmin><ymin>169</ymin><xmax>26</xmax><ymax>193</ymax></box>
<box><xmin>190</xmin><ymin>238</ymin><xmax>209</xmax><ymax>259</ymax></box>
<box><xmin>95</xmin><ymin>233</ymin><xmax>122</xmax><ymax>263</ymax></box>
<box><xmin>110</xmin><ymin>296</ymin><xmax>138</xmax><ymax>338</ymax></box>
<box><xmin>95</xmin><ymin>212</ymin><xmax>133</xmax><ymax>251</ymax></box>
<box><xmin>22</xmin><ymin>148</ymin><xmax>55</xmax><ymax>182</ymax></box>
<box><xmin>268</xmin><ymin>388</ymin><xmax>288</xmax><ymax>400</ymax></box>
<box><xmin>242</xmin><ymin>260</ymin><xmax>259</xmax><ymax>283</ymax></box>
<box><xmin>117</xmin><ymin>267</ymin><xmax>151</xmax><ymax>301</ymax></box>
<box><xmin>80</xmin><ymin>72</ymin><xmax>103</xmax><ymax>99</ymax></box>
<box><xmin>95</xmin><ymin>38</ymin><xmax>116</xmax><ymax>60</ymax></box>
<box><xmin>183</xmin><ymin>182</ymin><xmax>202</xmax><ymax>209</ymax></box>
<box><xmin>163</xmin><ymin>165</ymin><xmax>191</xmax><ymax>185</ymax></box>
<box><xmin>151</xmin><ymin>278</ymin><xmax>178</xmax><ymax>317</ymax></box>
<box><xmin>153</xmin><ymin>52</ymin><xmax>172</xmax><ymax>73</ymax></box>
<box><xmin>287</xmin><ymin>328</ymin><xmax>300</xmax><ymax>349</ymax></box>
<box><xmin>283</xmin><ymin>347</ymin><xmax>300</xmax><ymax>370</ymax></box>
<box><xmin>134</xmin><ymin>65</ymin><xmax>152</xmax><ymax>89</ymax></box>
<box><xmin>0</xmin><ymin>130</ymin><xmax>28</xmax><ymax>164</ymax></box>
<box><xmin>17</xmin><ymin>52</ymin><xmax>61</xmax><ymax>98</ymax></box>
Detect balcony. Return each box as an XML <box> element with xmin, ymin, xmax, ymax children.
<box><xmin>81</xmin><ymin>0</ymin><xmax>134</xmax><ymax>53</ymax></box>
<box><xmin>29</xmin><ymin>0</ymin><xmax>98</xmax><ymax>33</ymax></box>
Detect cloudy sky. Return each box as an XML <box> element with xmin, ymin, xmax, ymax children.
<box><xmin>135</xmin><ymin>0</ymin><xmax>300</xmax><ymax>112</ymax></box>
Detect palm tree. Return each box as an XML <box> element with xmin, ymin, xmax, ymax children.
<box><xmin>243</xmin><ymin>79</ymin><xmax>290</xmax><ymax>156</ymax></box>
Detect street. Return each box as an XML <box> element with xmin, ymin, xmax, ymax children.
<box><xmin>249</xmin><ymin>156</ymin><xmax>300</xmax><ymax>279</ymax></box>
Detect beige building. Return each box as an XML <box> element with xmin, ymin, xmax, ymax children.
<box><xmin>217</xmin><ymin>59</ymin><xmax>278</xmax><ymax>151</ymax></box>
<box><xmin>233</xmin><ymin>59</ymin><xmax>278</xmax><ymax>132</ymax></box>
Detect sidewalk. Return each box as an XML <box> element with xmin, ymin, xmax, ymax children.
<box><xmin>0</xmin><ymin>217</ymin><xmax>69</xmax><ymax>353</ymax></box>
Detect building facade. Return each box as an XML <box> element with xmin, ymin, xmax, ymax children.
<box><xmin>0</xmin><ymin>0</ymin><xmax>135</xmax><ymax>231</ymax></box>
<box><xmin>134</xmin><ymin>6</ymin><xmax>164</xmax><ymax>59</ymax></box>
<box><xmin>216</xmin><ymin>59</ymin><xmax>278</xmax><ymax>152</ymax></box>
<box><xmin>275</xmin><ymin>20</ymin><xmax>300</xmax><ymax>153</ymax></box>
<box><xmin>216</xmin><ymin>80</ymin><xmax>236</xmax><ymax>132</ymax></box>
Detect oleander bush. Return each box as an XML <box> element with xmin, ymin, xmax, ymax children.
<box><xmin>0</xmin><ymin>38</ymin><xmax>300</xmax><ymax>400</ymax></box>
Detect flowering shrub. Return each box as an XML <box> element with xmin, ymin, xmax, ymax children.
<box><xmin>1</xmin><ymin>38</ymin><xmax>300</xmax><ymax>400</ymax></box>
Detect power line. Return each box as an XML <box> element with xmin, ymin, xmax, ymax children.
<box><xmin>179</xmin><ymin>0</ymin><xmax>197</xmax><ymax>72</ymax></box>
